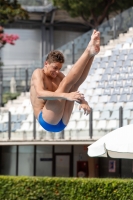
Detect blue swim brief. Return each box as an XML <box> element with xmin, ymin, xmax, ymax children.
<box><xmin>38</xmin><ymin>111</ymin><xmax>66</xmax><ymax>132</ymax></box>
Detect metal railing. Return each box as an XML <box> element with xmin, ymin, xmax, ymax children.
<box><xmin>0</xmin><ymin>66</ymin><xmax>31</xmax><ymax>107</ymax></box>
<box><xmin>0</xmin><ymin>107</ymin><xmax>125</xmax><ymax>142</ymax></box>
<box><xmin>0</xmin><ymin>61</ymin><xmax>42</xmax><ymax>106</ymax></box>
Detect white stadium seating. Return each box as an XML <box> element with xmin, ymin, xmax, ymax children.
<box><xmin>1</xmin><ymin>24</ymin><xmax>133</xmax><ymax>141</ymax></box>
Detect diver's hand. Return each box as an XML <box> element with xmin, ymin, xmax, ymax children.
<box><xmin>79</xmin><ymin>99</ymin><xmax>91</xmax><ymax>115</ymax></box>
<box><xmin>65</xmin><ymin>91</ymin><xmax>84</xmax><ymax>103</ymax></box>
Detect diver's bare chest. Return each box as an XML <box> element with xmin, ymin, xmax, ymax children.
<box><xmin>44</xmin><ymin>78</ymin><xmax>60</xmax><ymax>92</ymax></box>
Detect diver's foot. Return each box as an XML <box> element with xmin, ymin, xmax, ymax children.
<box><xmin>87</xmin><ymin>30</ymin><xmax>100</xmax><ymax>57</ymax></box>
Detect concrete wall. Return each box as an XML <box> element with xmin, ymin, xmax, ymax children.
<box><xmin>1</xmin><ymin>29</ymin><xmax>42</xmax><ymax>65</ymax></box>
<box><xmin>1</xmin><ymin>28</ymin><xmax>83</xmax><ymax>66</ymax></box>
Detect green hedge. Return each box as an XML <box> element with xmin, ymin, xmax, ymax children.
<box><xmin>2</xmin><ymin>92</ymin><xmax>20</xmax><ymax>105</ymax></box>
<box><xmin>0</xmin><ymin>176</ymin><xmax>133</xmax><ymax>200</ymax></box>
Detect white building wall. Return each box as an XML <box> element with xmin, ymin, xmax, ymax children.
<box><xmin>1</xmin><ymin>28</ymin><xmax>42</xmax><ymax>65</ymax></box>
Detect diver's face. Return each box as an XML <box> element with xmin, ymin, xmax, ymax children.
<box><xmin>44</xmin><ymin>61</ymin><xmax>62</xmax><ymax>78</ymax></box>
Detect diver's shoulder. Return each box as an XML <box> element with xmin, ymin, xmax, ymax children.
<box><xmin>33</xmin><ymin>68</ymin><xmax>42</xmax><ymax>73</ymax></box>
<box><xmin>58</xmin><ymin>71</ymin><xmax>65</xmax><ymax>79</ymax></box>
<box><xmin>32</xmin><ymin>68</ymin><xmax>43</xmax><ymax>75</ymax></box>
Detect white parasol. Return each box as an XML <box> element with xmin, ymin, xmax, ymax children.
<box><xmin>88</xmin><ymin>124</ymin><xmax>133</xmax><ymax>159</ymax></box>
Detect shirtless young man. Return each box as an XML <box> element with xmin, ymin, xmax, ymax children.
<box><xmin>30</xmin><ymin>30</ymin><xmax>100</xmax><ymax>132</ymax></box>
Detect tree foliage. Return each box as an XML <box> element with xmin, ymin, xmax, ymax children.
<box><xmin>0</xmin><ymin>0</ymin><xmax>29</xmax><ymax>25</ymax></box>
<box><xmin>52</xmin><ymin>0</ymin><xmax>133</xmax><ymax>28</ymax></box>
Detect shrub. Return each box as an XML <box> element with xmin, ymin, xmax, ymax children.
<box><xmin>2</xmin><ymin>92</ymin><xmax>20</xmax><ymax>105</ymax></box>
<box><xmin>0</xmin><ymin>176</ymin><xmax>133</xmax><ymax>200</ymax></box>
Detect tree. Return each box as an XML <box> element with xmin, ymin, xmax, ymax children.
<box><xmin>52</xmin><ymin>0</ymin><xmax>133</xmax><ymax>28</ymax></box>
<box><xmin>0</xmin><ymin>0</ymin><xmax>29</xmax><ymax>25</ymax></box>
<box><xmin>0</xmin><ymin>0</ymin><xmax>27</xmax><ymax>49</ymax></box>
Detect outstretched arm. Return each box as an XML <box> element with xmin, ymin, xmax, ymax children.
<box><xmin>38</xmin><ymin>91</ymin><xmax>84</xmax><ymax>103</ymax></box>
